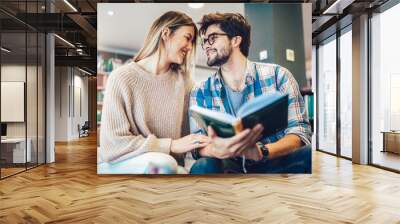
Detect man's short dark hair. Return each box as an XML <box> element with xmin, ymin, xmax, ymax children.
<box><xmin>199</xmin><ymin>12</ymin><xmax>251</xmax><ymax>57</ymax></box>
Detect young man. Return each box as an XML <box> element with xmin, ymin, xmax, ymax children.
<box><xmin>188</xmin><ymin>13</ymin><xmax>312</xmax><ymax>174</ymax></box>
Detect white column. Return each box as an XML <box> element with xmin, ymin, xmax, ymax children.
<box><xmin>46</xmin><ymin>32</ymin><xmax>55</xmax><ymax>163</ymax></box>
<box><xmin>352</xmin><ymin>14</ymin><xmax>369</xmax><ymax>164</ymax></box>
<box><xmin>45</xmin><ymin>0</ymin><xmax>56</xmax><ymax>164</ymax></box>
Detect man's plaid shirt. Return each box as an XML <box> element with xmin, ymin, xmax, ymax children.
<box><xmin>189</xmin><ymin>60</ymin><xmax>312</xmax><ymax>146</ymax></box>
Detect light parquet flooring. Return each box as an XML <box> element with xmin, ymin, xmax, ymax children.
<box><xmin>0</xmin><ymin>134</ymin><xmax>400</xmax><ymax>223</ymax></box>
<box><xmin>1</xmin><ymin>167</ymin><xmax>26</xmax><ymax>178</ymax></box>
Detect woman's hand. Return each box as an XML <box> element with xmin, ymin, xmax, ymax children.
<box><xmin>171</xmin><ymin>134</ymin><xmax>210</xmax><ymax>154</ymax></box>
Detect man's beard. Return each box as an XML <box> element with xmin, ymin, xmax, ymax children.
<box><xmin>206</xmin><ymin>46</ymin><xmax>232</xmax><ymax>67</ymax></box>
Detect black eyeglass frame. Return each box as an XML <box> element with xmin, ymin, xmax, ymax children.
<box><xmin>201</xmin><ymin>32</ymin><xmax>230</xmax><ymax>49</ymax></box>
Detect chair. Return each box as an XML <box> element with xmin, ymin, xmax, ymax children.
<box><xmin>78</xmin><ymin>121</ymin><xmax>90</xmax><ymax>138</ymax></box>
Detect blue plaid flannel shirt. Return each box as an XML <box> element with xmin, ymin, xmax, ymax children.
<box><xmin>189</xmin><ymin>60</ymin><xmax>312</xmax><ymax>146</ymax></box>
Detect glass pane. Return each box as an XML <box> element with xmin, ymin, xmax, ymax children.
<box><xmin>318</xmin><ymin>37</ymin><xmax>337</xmax><ymax>154</ymax></box>
<box><xmin>371</xmin><ymin>3</ymin><xmax>400</xmax><ymax>171</ymax></box>
<box><xmin>340</xmin><ymin>29</ymin><xmax>352</xmax><ymax>158</ymax></box>
<box><xmin>27</xmin><ymin>31</ymin><xmax>38</xmax><ymax>169</ymax></box>
<box><xmin>1</xmin><ymin>30</ymin><xmax>27</xmax><ymax>177</ymax></box>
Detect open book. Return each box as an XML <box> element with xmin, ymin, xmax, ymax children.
<box><xmin>190</xmin><ymin>93</ymin><xmax>288</xmax><ymax>138</ymax></box>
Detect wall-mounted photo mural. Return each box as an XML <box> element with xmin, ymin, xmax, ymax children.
<box><xmin>97</xmin><ymin>3</ymin><xmax>313</xmax><ymax>175</ymax></box>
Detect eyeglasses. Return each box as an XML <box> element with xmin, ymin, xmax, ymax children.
<box><xmin>201</xmin><ymin>33</ymin><xmax>229</xmax><ymax>50</ymax></box>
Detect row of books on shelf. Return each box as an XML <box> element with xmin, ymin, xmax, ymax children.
<box><xmin>97</xmin><ymin>51</ymin><xmax>133</xmax><ymax>73</ymax></box>
<box><xmin>97</xmin><ymin>51</ymin><xmax>133</xmax><ymax>128</ymax></box>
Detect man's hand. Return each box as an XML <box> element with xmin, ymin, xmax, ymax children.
<box><xmin>240</xmin><ymin>145</ymin><xmax>263</xmax><ymax>161</ymax></box>
<box><xmin>199</xmin><ymin>124</ymin><xmax>263</xmax><ymax>159</ymax></box>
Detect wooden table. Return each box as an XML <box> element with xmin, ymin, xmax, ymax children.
<box><xmin>381</xmin><ymin>131</ymin><xmax>400</xmax><ymax>154</ymax></box>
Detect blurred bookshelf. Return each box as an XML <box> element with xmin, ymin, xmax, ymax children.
<box><xmin>97</xmin><ymin>51</ymin><xmax>133</xmax><ymax>129</ymax></box>
<box><xmin>301</xmin><ymin>88</ymin><xmax>314</xmax><ymax>133</ymax></box>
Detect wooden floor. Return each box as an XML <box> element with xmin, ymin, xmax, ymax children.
<box><xmin>1</xmin><ymin>163</ymin><xmax>44</xmax><ymax>178</ymax></box>
<box><xmin>372</xmin><ymin>150</ymin><xmax>400</xmax><ymax>171</ymax></box>
<box><xmin>0</xmin><ymin>135</ymin><xmax>400</xmax><ymax>223</ymax></box>
<box><xmin>1</xmin><ymin>167</ymin><xmax>26</xmax><ymax>178</ymax></box>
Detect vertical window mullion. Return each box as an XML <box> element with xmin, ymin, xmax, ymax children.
<box><xmin>36</xmin><ymin>0</ymin><xmax>39</xmax><ymax>167</ymax></box>
<box><xmin>316</xmin><ymin>45</ymin><xmax>319</xmax><ymax>151</ymax></box>
<box><xmin>336</xmin><ymin>29</ymin><xmax>341</xmax><ymax>157</ymax></box>
<box><xmin>25</xmin><ymin>0</ymin><xmax>28</xmax><ymax>171</ymax></box>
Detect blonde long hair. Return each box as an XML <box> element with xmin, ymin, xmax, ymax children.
<box><xmin>134</xmin><ymin>11</ymin><xmax>198</xmax><ymax>74</ymax></box>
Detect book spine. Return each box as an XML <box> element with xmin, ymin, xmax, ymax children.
<box><xmin>233</xmin><ymin>119</ymin><xmax>243</xmax><ymax>134</ymax></box>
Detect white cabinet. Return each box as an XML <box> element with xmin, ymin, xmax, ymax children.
<box><xmin>1</xmin><ymin>138</ymin><xmax>32</xmax><ymax>163</ymax></box>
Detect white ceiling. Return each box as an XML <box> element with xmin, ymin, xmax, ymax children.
<box><xmin>97</xmin><ymin>3</ymin><xmax>244</xmax><ymax>65</ymax></box>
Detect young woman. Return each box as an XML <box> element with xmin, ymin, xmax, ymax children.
<box><xmin>99</xmin><ymin>11</ymin><xmax>209</xmax><ymax>174</ymax></box>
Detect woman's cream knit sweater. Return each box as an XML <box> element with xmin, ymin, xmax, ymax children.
<box><xmin>99</xmin><ymin>62</ymin><xmax>193</xmax><ymax>163</ymax></box>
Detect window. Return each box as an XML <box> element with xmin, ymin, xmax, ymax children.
<box><xmin>317</xmin><ymin>36</ymin><xmax>337</xmax><ymax>154</ymax></box>
<box><xmin>370</xmin><ymin>3</ymin><xmax>400</xmax><ymax>171</ymax></box>
<box><xmin>339</xmin><ymin>28</ymin><xmax>352</xmax><ymax>158</ymax></box>
<box><xmin>0</xmin><ymin>1</ymin><xmax>46</xmax><ymax>179</ymax></box>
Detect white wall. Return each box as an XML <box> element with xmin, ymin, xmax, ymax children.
<box><xmin>71</xmin><ymin>73</ymin><xmax>89</xmax><ymax>139</ymax></box>
<box><xmin>1</xmin><ymin>65</ymin><xmax>25</xmax><ymax>134</ymax></box>
<box><xmin>55</xmin><ymin>67</ymin><xmax>68</xmax><ymax>141</ymax></box>
<box><xmin>1</xmin><ymin>65</ymin><xmax>36</xmax><ymax>138</ymax></box>
<box><xmin>54</xmin><ymin>67</ymin><xmax>89</xmax><ymax>141</ymax></box>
